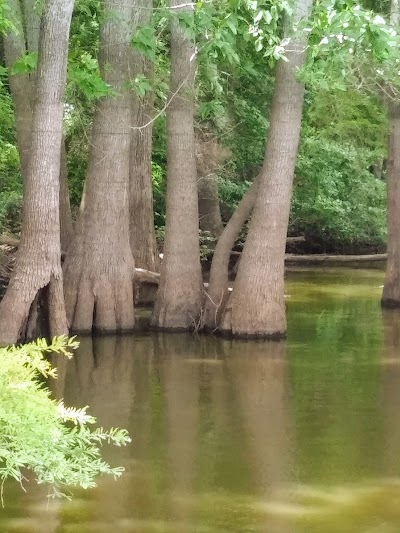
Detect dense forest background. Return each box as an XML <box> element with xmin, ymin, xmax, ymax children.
<box><xmin>0</xmin><ymin>0</ymin><xmax>389</xmax><ymax>254</ymax></box>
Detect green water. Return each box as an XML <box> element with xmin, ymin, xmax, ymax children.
<box><xmin>3</xmin><ymin>268</ymin><xmax>400</xmax><ymax>533</ymax></box>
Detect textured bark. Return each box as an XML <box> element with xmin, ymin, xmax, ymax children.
<box><xmin>382</xmin><ymin>0</ymin><xmax>400</xmax><ymax>308</ymax></box>
<box><xmin>21</xmin><ymin>0</ymin><xmax>41</xmax><ymax>57</ymax></box>
<box><xmin>202</xmin><ymin>179</ymin><xmax>258</xmax><ymax>330</ymax></box>
<box><xmin>4</xmin><ymin>0</ymin><xmax>33</xmax><ymax>178</ymax></box>
<box><xmin>63</xmin><ymin>0</ymin><xmax>136</xmax><ymax>334</ymax></box>
<box><xmin>0</xmin><ymin>0</ymin><xmax>73</xmax><ymax>346</ymax></box>
<box><xmin>129</xmin><ymin>0</ymin><xmax>159</xmax><ymax>273</ymax></box>
<box><xmin>5</xmin><ymin>0</ymin><xmax>73</xmax><ymax>250</ymax></box>
<box><xmin>220</xmin><ymin>0</ymin><xmax>313</xmax><ymax>338</ymax></box>
<box><xmin>150</xmin><ymin>0</ymin><xmax>203</xmax><ymax>330</ymax></box>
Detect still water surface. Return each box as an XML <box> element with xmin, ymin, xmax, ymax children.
<box><xmin>3</xmin><ymin>268</ymin><xmax>400</xmax><ymax>533</ymax></box>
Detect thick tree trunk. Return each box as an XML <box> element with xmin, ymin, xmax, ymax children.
<box><xmin>5</xmin><ymin>0</ymin><xmax>73</xmax><ymax>250</ymax></box>
<box><xmin>63</xmin><ymin>0</ymin><xmax>136</xmax><ymax>334</ymax></box>
<box><xmin>382</xmin><ymin>1</ymin><xmax>400</xmax><ymax>308</ymax></box>
<box><xmin>0</xmin><ymin>0</ymin><xmax>73</xmax><ymax>346</ymax></box>
<box><xmin>202</xmin><ymin>179</ymin><xmax>258</xmax><ymax>330</ymax></box>
<box><xmin>150</xmin><ymin>0</ymin><xmax>203</xmax><ymax>330</ymax></box>
<box><xmin>220</xmin><ymin>0</ymin><xmax>313</xmax><ymax>338</ymax></box>
<box><xmin>129</xmin><ymin>0</ymin><xmax>159</xmax><ymax>273</ymax></box>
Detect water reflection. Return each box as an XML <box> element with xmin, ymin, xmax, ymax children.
<box><xmin>224</xmin><ymin>340</ymin><xmax>292</xmax><ymax>533</ymax></box>
<box><xmin>6</xmin><ymin>270</ymin><xmax>400</xmax><ymax>532</ymax></box>
<box><xmin>381</xmin><ymin>310</ymin><xmax>400</xmax><ymax>478</ymax></box>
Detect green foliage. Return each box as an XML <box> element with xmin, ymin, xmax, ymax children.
<box><xmin>0</xmin><ymin>81</ymin><xmax>21</xmax><ymax>235</ymax></box>
<box><xmin>0</xmin><ymin>337</ymin><xmax>131</xmax><ymax>501</ymax></box>
<box><xmin>152</xmin><ymin>161</ymin><xmax>166</xmax><ymax>229</ymax></box>
<box><xmin>10</xmin><ymin>52</ymin><xmax>38</xmax><ymax>75</ymax></box>
<box><xmin>291</xmin><ymin>137</ymin><xmax>387</xmax><ymax>251</ymax></box>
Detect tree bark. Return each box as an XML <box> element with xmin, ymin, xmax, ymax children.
<box><xmin>129</xmin><ymin>0</ymin><xmax>160</xmax><ymax>273</ymax></box>
<box><xmin>63</xmin><ymin>0</ymin><xmax>136</xmax><ymax>334</ymax></box>
<box><xmin>220</xmin><ymin>0</ymin><xmax>313</xmax><ymax>338</ymax></box>
<box><xmin>150</xmin><ymin>0</ymin><xmax>203</xmax><ymax>330</ymax></box>
<box><xmin>4</xmin><ymin>0</ymin><xmax>33</xmax><ymax>179</ymax></box>
<box><xmin>382</xmin><ymin>0</ymin><xmax>400</xmax><ymax>308</ymax></box>
<box><xmin>0</xmin><ymin>0</ymin><xmax>73</xmax><ymax>346</ymax></box>
<box><xmin>202</xmin><ymin>179</ymin><xmax>258</xmax><ymax>330</ymax></box>
<box><xmin>5</xmin><ymin>0</ymin><xmax>73</xmax><ymax>251</ymax></box>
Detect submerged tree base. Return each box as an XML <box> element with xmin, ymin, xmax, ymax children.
<box><xmin>381</xmin><ymin>298</ymin><xmax>400</xmax><ymax>309</ymax></box>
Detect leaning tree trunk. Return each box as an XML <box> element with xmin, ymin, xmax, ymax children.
<box><xmin>63</xmin><ymin>0</ymin><xmax>136</xmax><ymax>334</ymax></box>
<box><xmin>382</xmin><ymin>0</ymin><xmax>400</xmax><ymax>308</ymax></box>
<box><xmin>0</xmin><ymin>0</ymin><xmax>74</xmax><ymax>346</ymax></box>
<box><xmin>202</xmin><ymin>178</ymin><xmax>258</xmax><ymax>330</ymax></box>
<box><xmin>220</xmin><ymin>0</ymin><xmax>313</xmax><ymax>338</ymax></box>
<box><xmin>150</xmin><ymin>0</ymin><xmax>203</xmax><ymax>330</ymax></box>
<box><xmin>129</xmin><ymin>0</ymin><xmax>160</xmax><ymax>273</ymax></box>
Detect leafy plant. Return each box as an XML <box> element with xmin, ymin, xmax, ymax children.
<box><xmin>0</xmin><ymin>336</ymin><xmax>131</xmax><ymax>502</ymax></box>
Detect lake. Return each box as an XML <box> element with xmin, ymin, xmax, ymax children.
<box><xmin>2</xmin><ymin>268</ymin><xmax>400</xmax><ymax>533</ymax></box>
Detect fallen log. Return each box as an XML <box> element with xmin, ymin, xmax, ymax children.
<box><xmin>285</xmin><ymin>253</ymin><xmax>387</xmax><ymax>265</ymax></box>
<box><xmin>134</xmin><ymin>267</ymin><xmax>160</xmax><ymax>285</ymax></box>
<box><xmin>0</xmin><ymin>235</ymin><xmax>20</xmax><ymax>247</ymax></box>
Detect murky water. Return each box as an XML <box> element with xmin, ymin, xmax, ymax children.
<box><xmin>3</xmin><ymin>268</ymin><xmax>400</xmax><ymax>532</ymax></box>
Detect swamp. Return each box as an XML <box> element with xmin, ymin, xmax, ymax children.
<box><xmin>2</xmin><ymin>268</ymin><xmax>400</xmax><ymax>533</ymax></box>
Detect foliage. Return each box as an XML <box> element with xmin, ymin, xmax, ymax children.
<box><xmin>291</xmin><ymin>137</ymin><xmax>387</xmax><ymax>252</ymax></box>
<box><xmin>0</xmin><ymin>336</ymin><xmax>131</xmax><ymax>501</ymax></box>
<box><xmin>0</xmin><ymin>79</ymin><xmax>21</xmax><ymax>235</ymax></box>
<box><xmin>152</xmin><ymin>161</ymin><xmax>166</xmax><ymax>229</ymax></box>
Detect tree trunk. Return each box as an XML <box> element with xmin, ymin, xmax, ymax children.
<box><xmin>196</xmin><ymin>132</ymin><xmax>227</xmax><ymax>239</ymax></box>
<box><xmin>22</xmin><ymin>0</ymin><xmax>73</xmax><ymax>250</ymax></box>
<box><xmin>5</xmin><ymin>0</ymin><xmax>73</xmax><ymax>251</ymax></box>
<box><xmin>63</xmin><ymin>0</ymin><xmax>136</xmax><ymax>334</ymax></box>
<box><xmin>382</xmin><ymin>0</ymin><xmax>400</xmax><ymax>308</ymax></box>
<box><xmin>4</xmin><ymin>0</ymin><xmax>33</xmax><ymax>178</ymax></box>
<box><xmin>150</xmin><ymin>0</ymin><xmax>203</xmax><ymax>330</ymax></box>
<box><xmin>202</xmin><ymin>179</ymin><xmax>258</xmax><ymax>330</ymax></box>
<box><xmin>21</xmin><ymin>0</ymin><xmax>41</xmax><ymax>55</ymax></box>
<box><xmin>0</xmin><ymin>0</ymin><xmax>73</xmax><ymax>346</ymax></box>
<box><xmin>129</xmin><ymin>0</ymin><xmax>160</xmax><ymax>273</ymax></box>
<box><xmin>198</xmin><ymin>174</ymin><xmax>223</xmax><ymax>238</ymax></box>
<box><xmin>220</xmin><ymin>0</ymin><xmax>313</xmax><ymax>338</ymax></box>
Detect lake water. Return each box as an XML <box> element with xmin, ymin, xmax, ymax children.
<box><xmin>3</xmin><ymin>268</ymin><xmax>400</xmax><ymax>533</ymax></box>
